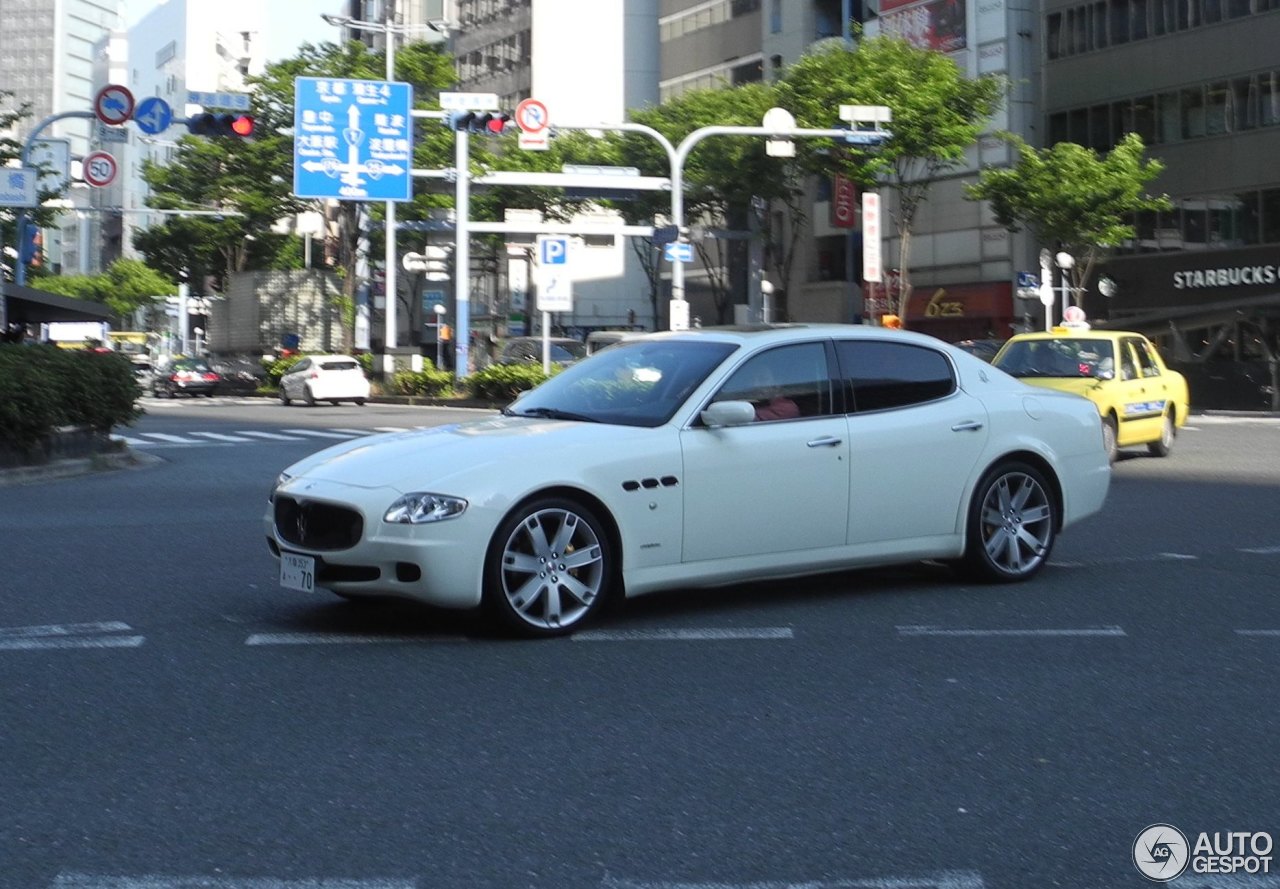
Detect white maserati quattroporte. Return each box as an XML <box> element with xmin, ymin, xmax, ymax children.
<box><xmin>265</xmin><ymin>325</ymin><xmax>1111</xmax><ymax>637</ymax></box>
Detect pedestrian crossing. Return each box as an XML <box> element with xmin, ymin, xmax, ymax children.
<box><xmin>111</xmin><ymin>426</ymin><xmax>419</xmax><ymax>448</ymax></box>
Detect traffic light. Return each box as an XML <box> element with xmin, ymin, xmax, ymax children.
<box><xmin>186</xmin><ymin>112</ymin><xmax>256</xmax><ymax>139</ymax></box>
<box><xmin>447</xmin><ymin>111</ymin><xmax>513</xmax><ymax>135</ymax></box>
<box><xmin>424</xmin><ymin>246</ymin><xmax>451</xmax><ymax>282</ymax></box>
<box><xmin>18</xmin><ymin>220</ymin><xmax>42</xmax><ymax>268</ymax></box>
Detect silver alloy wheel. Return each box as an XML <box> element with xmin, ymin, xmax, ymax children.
<box><xmin>498</xmin><ymin>505</ymin><xmax>606</xmax><ymax>632</ymax></box>
<box><xmin>977</xmin><ymin>469</ymin><xmax>1054</xmax><ymax>578</ymax></box>
<box><xmin>1148</xmin><ymin>413</ymin><xmax>1175</xmax><ymax>457</ymax></box>
<box><xmin>1102</xmin><ymin>415</ymin><xmax>1118</xmax><ymax>463</ymax></box>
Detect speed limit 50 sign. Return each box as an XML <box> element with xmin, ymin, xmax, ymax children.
<box><xmin>82</xmin><ymin>151</ymin><xmax>118</xmax><ymax>188</ymax></box>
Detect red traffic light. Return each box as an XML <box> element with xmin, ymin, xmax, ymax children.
<box><xmin>485</xmin><ymin>113</ymin><xmax>511</xmax><ymax>134</ymax></box>
<box><xmin>186</xmin><ymin>112</ymin><xmax>255</xmax><ymax>139</ymax></box>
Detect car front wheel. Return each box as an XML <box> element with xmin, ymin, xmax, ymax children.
<box><xmin>484</xmin><ymin>497</ymin><xmax>614</xmax><ymax>637</ymax></box>
<box><xmin>961</xmin><ymin>461</ymin><xmax>1058</xmax><ymax>583</ymax></box>
<box><xmin>1148</xmin><ymin>411</ymin><xmax>1175</xmax><ymax>457</ymax></box>
<box><xmin>1102</xmin><ymin>415</ymin><xmax>1119</xmax><ymax>463</ymax></box>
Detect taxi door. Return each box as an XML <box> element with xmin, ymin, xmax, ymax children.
<box><xmin>1115</xmin><ymin>336</ymin><xmax>1170</xmax><ymax>445</ymax></box>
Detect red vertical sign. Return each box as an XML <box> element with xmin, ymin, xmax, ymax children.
<box><xmin>832</xmin><ymin>174</ymin><xmax>858</xmax><ymax>229</ymax></box>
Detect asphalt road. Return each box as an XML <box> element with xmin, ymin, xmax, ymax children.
<box><xmin>1</xmin><ymin>400</ymin><xmax>1278</xmax><ymax>889</ymax></box>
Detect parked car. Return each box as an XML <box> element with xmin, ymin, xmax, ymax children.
<box><xmin>497</xmin><ymin>336</ymin><xmax>587</xmax><ymax>366</ymax></box>
<box><xmin>992</xmin><ymin>327</ymin><xmax>1190</xmax><ymax>462</ymax></box>
<box><xmin>211</xmin><ymin>357</ymin><xmax>268</xmax><ymax>394</ymax></box>
<box><xmin>152</xmin><ymin>358</ymin><xmax>220</xmax><ymax>398</ymax></box>
<box><xmin>266</xmin><ymin>325</ymin><xmax>1111</xmax><ymax>637</ymax></box>
<box><xmin>279</xmin><ymin>355</ymin><xmax>371</xmax><ymax>406</ymax></box>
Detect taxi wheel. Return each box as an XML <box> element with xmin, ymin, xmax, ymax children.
<box><xmin>1102</xmin><ymin>415</ymin><xmax>1119</xmax><ymax>463</ymax></box>
<box><xmin>961</xmin><ymin>461</ymin><xmax>1058</xmax><ymax>583</ymax></box>
<box><xmin>484</xmin><ymin>497</ymin><xmax>616</xmax><ymax>638</ymax></box>
<box><xmin>1148</xmin><ymin>412</ymin><xmax>1175</xmax><ymax>457</ymax></box>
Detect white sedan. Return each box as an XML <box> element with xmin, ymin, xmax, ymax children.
<box><xmin>265</xmin><ymin>325</ymin><xmax>1111</xmax><ymax>637</ymax></box>
<box><xmin>279</xmin><ymin>355</ymin><xmax>371</xmax><ymax>406</ymax></box>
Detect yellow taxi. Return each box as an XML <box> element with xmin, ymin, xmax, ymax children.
<box><xmin>991</xmin><ymin>324</ymin><xmax>1189</xmax><ymax>462</ymax></box>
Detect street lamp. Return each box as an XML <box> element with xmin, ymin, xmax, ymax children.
<box><xmin>1055</xmin><ymin>250</ymin><xmax>1076</xmax><ymax>322</ymax></box>
<box><xmin>320</xmin><ymin>9</ymin><xmax>445</xmax><ymax>374</ymax></box>
<box><xmin>432</xmin><ymin>303</ymin><xmax>447</xmax><ymax>369</ymax></box>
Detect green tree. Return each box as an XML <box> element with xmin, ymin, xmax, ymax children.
<box><xmin>777</xmin><ymin>35</ymin><xmax>1005</xmax><ymax>324</ymax></box>
<box><xmin>30</xmin><ymin>259</ymin><xmax>175</xmax><ymax>322</ymax></box>
<box><xmin>964</xmin><ymin>132</ymin><xmax>1170</xmax><ymax>300</ymax></box>
<box><xmin>1</xmin><ymin>91</ymin><xmax>67</xmax><ymax>283</ymax></box>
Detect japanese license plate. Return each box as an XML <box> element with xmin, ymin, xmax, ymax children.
<box><xmin>280</xmin><ymin>552</ymin><xmax>316</xmax><ymax>593</ymax></box>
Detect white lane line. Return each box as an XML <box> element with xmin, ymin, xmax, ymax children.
<box><xmin>53</xmin><ymin>874</ymin><xmax>417</xmax><ymax>888</ymax></box>
<box><xmin>601</xmin><ymin>872</ymin><xmax>985</xmax><ymax>889</ymax></box>
<box><xmin>110</xmin><ymin>434</ymin><xmax>148</xmax><ymax>446</ymax></box>
<box><xmin>191</xmin><ymin>431</ymin><xmax>255</xmax><ymax>442</ymax></box>
<box><xmin>328</xmin><ymin>427</ymin><xmax>375</xmax><ymax>435</ymax></box>
<box><xmin>1236</xmin><ymin>629</ymin><xmax>1280</xmax><ymax>637</ymax></box>
<box><xmin>236</xmin><ymin>430</ymin><xmax>306</xmax><ymax>441</ymax></box>
<box><xmin>0</xmin><ymin>621</ymin><xmax>132</xmax><ymax>639</ymax></box>
<box><xmin>572</xmin><ymin>627</ymin><xmax>795</xmax><ymax>642</ymax></box>
<box><xmin>0</xmin><ymin>636</ymin><xmax>145</xmax><ymax>651</ymax></box>
<box><xmin>1240</xmin><ymin>545</ymin><xmax>1280</xmax><ymax>554</ymax></box>
<box><xmin>246</xmin><ymin>633</ymin><xmax>456</xmax><ymax>646</ymax></box>
<box><xmin>1157</xmin><ymin>552</ymin><xmax>1198</xmax><ymax>560</ymax></box>
<box><xmin>897</xmin><ymin>625</ymin><xmax>1127</xmax><ymax>638</ymax></box>
<box><xmin>281</xmin><ymin>429</ymin><xmax>361</xmax><ymax>439</ymax></box>
<box><xmin>141</xmin><ymin>433</ymin><xmax>204</xmax><ymax>444</ymax></box>
<box><xmin>372</xmin><ymin>426</ymin><xmax>410</xmax><ymax>432</ymax></box>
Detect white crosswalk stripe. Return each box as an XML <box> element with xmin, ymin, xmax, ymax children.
<box><xmin>282</xmin><ymin>428</ymin><xmax>362</xmax><ymax>439</ymax></box>
<box><xmin>371</xmin><ymin>426</ymin><xmax>411</xmax><ymax>432</ymax></box>
<box><xmin>52</xmin><ymin>874</ymin><xmax>416</xmax><ymax>888</ymax></box>
<box><xmin>190</xmin><ymin>432</ymin><xmax>255</xmax><ymax>442</ymax></box>
<box><xmin>235</xmin><ymin>430</ymin><xmax>307</xmax><ymax>441</ymax></box>
<box><xmin>140</xmin><ymin>433</ymin><xmax>203</xmax><ymax>444</ymax></box>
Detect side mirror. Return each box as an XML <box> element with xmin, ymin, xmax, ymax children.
<box><xmin>700</xmin><ymin>400</ymin><xmax>756</xmax><ymax>428</ymax></box>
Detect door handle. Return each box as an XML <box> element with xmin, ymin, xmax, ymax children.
<box><xmin>951</xmin><ymin>420</ymin><xmax>984</xmax><ymax>432</ymax></box>
<box><xmin>806</xmin><ymin>436</ymin><xmax>843</xmax><ymax>448</ymax></box>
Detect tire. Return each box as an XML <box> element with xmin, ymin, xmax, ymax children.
<box><xmin>303</xmin><ymin>386</ymin><xmax>316</xmax><ymax>407</ymax></box>
<box><xmin>354</xmin><ymin>398</ymin><xmax>366</xmax><ymax>406</ymax></box>
<box><xmin>1102</xmin><ymin>414</ymin><xmax>1119</xmax><ymax>464</ymax></box>
<box><xmin>280</xmin><ymin>388</ymin><xmax>291</xmax><ymax>406</ymax></box>
<box><xmin>1148</xmin><ymin>411</ymin><xmax>1175</xmax><ymax>457</ymax></box>
<box><xmin>960</xmin><ymin>461</ymin><xmax>1058</xmax><ymax>583</ymax></box>
<box><xmin>484</xmin><ymin>497</ymin><xmax>615</xmax><ymax>637</ymax></box>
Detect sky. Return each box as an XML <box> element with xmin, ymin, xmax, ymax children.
<box><xmin>123</xmin><ymin>0</ymin><xmax>347</xmax><ymax>63</ymax></box>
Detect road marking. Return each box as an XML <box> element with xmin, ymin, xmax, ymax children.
<box><xmin>1236</xmin><ymin>629</ymin><xmax>1280</xmax><ymax>637</ymax></box>
<box><xmin>896</xmin><ymin>625</ymin><xmax>1126</xmax><ymax>638</ymax></box>
<box><xmin>235</xmin><ymin>431</ymin><xmax>307</xmax><ymax>440</ymax></box>
<box><xmin>110</xmin><ymin>434</ymin><xmax>147</xmax><ymax>446</ymax></box>
<box><xmin>1157</xmin><ymin>552</ymin><xmax>1198</xmax><ymax>560</ymax></box>
<box><xmin>372</xmin><ymin>426</ymin><xmax>411</xmax><ymax>432</ymax></box>
<box><xmin>572</xmin><ymin>627</ymin><xmax>795</xmax><ymax>642</ymax></box>
<box><xmin>53</xmin><ymin>874</ymin><xmax>417</xmax><ymax>888</ymax></box>
<box><xmin>140</xmin><ymin>433</ymin><xmax>203</xmax><ymax>444</ymax></box>
<box><xmin>0</xmin><ymin>636</ymin><xmax>145</xmax><ymax>651</ymax></box>
<box><xmin>281</xmin><ymin>429</ymin><xmax>361</xmax><ymax>439</ymax></box>
<box><xmin>1240</xmin><ymin>545</ymin><xmax>1280</xmax><ymax>554</ymax></box>
<box><xmin>600</xmin><ymin>872</ymin><xmax>985</xmax><ymax>888</ymax></box>
<box><xmin>0</xmin><ymin>621</ymin><xmax>143</xmax><ymax>651</ymax></box>
<box><xmin>191</xmin><ymin>432</ymin><xmax>255</xmax><ymax>442</ymax></box>
<box><xmin>246</xmin><ymin>632</ymin><xmax>458</xmax><ymax>646</ymax></box>
<box><xmin>0</xmin><ymin>621</ymin><xmax>132</xmax><ymax>639</ymax></box>
<box><xmin>329</xmin><ymin>427</ymin><xmax>374</xmax><ymax>435</ymax></box>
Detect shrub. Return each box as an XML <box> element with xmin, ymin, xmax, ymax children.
<box><xmin>464</xmin><ymin>363</ymin><xmax>552</xmax><ymax>402</ymax></box>
<box><xmin>0</xmin><ymin>344</ymin><xmax>142</xmax><ymax>449</ymax></box>
<box><xmin>264</xmin><ymin>352</ymin><xmax>307</xmax><ymax>385</ymax></box>
<box><xmin>390</xmin><ymin>365</ymin><xmax>454</xmax><ymax>397</ymax></box>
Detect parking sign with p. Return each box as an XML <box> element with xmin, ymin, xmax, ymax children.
<box><xmin>539</xmin><ymin>235</ymin><xmax>568</xmax><ymax>266</ymax></box>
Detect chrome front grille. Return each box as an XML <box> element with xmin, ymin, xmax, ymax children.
<box><xmin>274</xmin><ymin>496</ymin><xmax>363</xmax><ymax>551</ymax></box>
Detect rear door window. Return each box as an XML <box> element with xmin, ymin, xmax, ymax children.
<box><xmin>834</xmin><ymin>340</ymin><xmax>955</xmax><ymax>412</ymax></box>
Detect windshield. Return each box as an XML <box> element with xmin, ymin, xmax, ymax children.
<box><xmin>994</xmin><ymin>338</ymin><xmax>1116</xmax><ymax>380</ymax></box>
<box><xmin>504</xmin><ymin>339</ymin><xmax>738</xmax><ymax>427</ymax></box>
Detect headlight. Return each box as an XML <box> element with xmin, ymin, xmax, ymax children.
<box><xmin>384</xmin><ymin>493</ymin><xmax>468</xmax><ymax>524</ymax></box>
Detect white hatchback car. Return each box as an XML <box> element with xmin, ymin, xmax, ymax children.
<box><xmin>266</xmin><ymin>325</ymin><xmax>1111</xmax><ymax>637</ymax></box>
<box><xmin>279</xmin><ymin>355</ymin><xmax>371</xmax><ymax>406</ymax></box>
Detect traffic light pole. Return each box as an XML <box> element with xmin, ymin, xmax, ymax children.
<box><xmin>11</xmin><ymin>110</ymin><xmax>96</xmax><ymax>287</ymax></box>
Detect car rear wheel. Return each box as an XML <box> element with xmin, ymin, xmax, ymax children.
<box><xmin>304</xmin><ymin>386</ymin><xmax>316</xmax><ymax>407</ymax></box>
<box><xmin>484</xmin><ymin>497</ymin><xmax>614</xmax><ymax>637</ymax></box>
<box><xmin>1148</xmin><ymin>412</ymin><xmax>1175</xmax><ymax>457</ymax></box>
<box><xmin>961</xmin><ymin>461</ymin><xmax>1057</xmax><ymax>583</ymax></box>
<box><xmin>279</xmin><ymin>388</ymin><xmax>291</xmax><ymax>405</ymax></box>
<box><xmin>1102</xmin><ymin>415</ymin><xmax>1119</xmax><ymax>463</ymax></box>
<box><xmin>354</xmin><ymin>398</ymin><xmax>366</xmax><ymax>406</ymax></box>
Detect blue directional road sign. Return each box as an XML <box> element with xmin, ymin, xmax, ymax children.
<box><xmin>664</xmin><ymin>241</ymin><xmax>694</xmax><ymax>263</ymax></box>
<box><xmin>134</xmin><ymin>97</ymin><xmax>173</xmax><ymax>135</ymax></box>
<box><xmin>293</xmin><ymin>77</ymin><xmax>413</xmax><ymax>202</ymax></box>
<box><xmin>1017</xmin><ymin>271</ymin><xmax>1039</xmax><ymax>289</ymax></box>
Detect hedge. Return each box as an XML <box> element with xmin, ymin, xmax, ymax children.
<box><xmin>0</xmin><ymin>344</ymin><xmax>142</xmax><ymax>451</ymax></box>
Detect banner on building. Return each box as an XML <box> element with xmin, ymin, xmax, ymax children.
<box><xmin>879</xmin><ymin>0</ymin><xmax>967</xmax><ymax>52</ymax></box>
<box><xmin>862</xmin><ymin>192</ymin><xmax>882</xmax><ymax>283</ymax></box>
<box><xmin>832</xmin><ymin>174</ymin><xmax>858</xmax><ymax>229</ymax></box>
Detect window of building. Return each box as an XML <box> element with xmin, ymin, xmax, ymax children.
<box><xmin>1205</xmin><ymin>82</ymin><xmax>1231</xmax><ymax>135</ymax></box>
<box><xmin>1183</xmin><ymin>199</ymin><xmax>1208</xmax><ymax>245</ymax></box>
<box><xmin>1204</xmin><ymin>0</ymin><xmax>1223</xmax><ymax>23</ymax></box>
<box><xmin>1089</xmin><ymin>104</ymin><xmax>1111</xmax><ymax>149</ymax></box>
<box><xmin>1069</xmin><ymin>107</ymin><xmax>1089</xmax><ymax>142</ymax></box>
<box><xmin>1157</xmin><ymin>91</ymin><xmax>1181</xmax><ymax>143</ymax></box>
<box><xmin>1132</xmin><ymin>0</ymin><xmax>1150</xmax><ymax>36</ymax></box>
<box><xmin>1133</xmin><ymin>95</ymin><xmax>1157</xmax><ymax>141</ymax></box>
<box><xmin>1261</xmin><ymin>189</ymin><xmax>1280</xmax><ymax>242</ymax></box>
<box><xmin>1181</xmin><ymin>86</ymin><xmax>1206</xmax><ymax>139</ymax></box>
<box><xmin>1261</xmin><ymin>72</ymin><xmax>1280</xmax><ymax>126</ymax></box>
<box><xmin>1047</xmin><ymin>12</ymin><xmax>1064</xmax><ymax>58</ymax></box>
<box><xmin>771</xmin><ymin>0</ymin><xmax>783</xmax><ymax>31</ymax></box>
<box><xmin>1093</xmin><ymin>1</ymin><xmax>1110</xmax><ymax>44</ymax></box>
<box><xmin>1048</xmin><ymin>111</ymin><xmax>1069</xmax><ymax>144</ymax></box>
<box><xmin>1233</xmin><ymin>76</ymin><xmax>1258</xmax><ymax>130</ymax></box>
<box><xmin>1110</xmin><ymin>0</ymin><xmax>1131</xmax><ymax>42</ymax></box>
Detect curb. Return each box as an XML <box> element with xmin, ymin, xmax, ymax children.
<box><xmin>0</xmin><ymin>449</ymin><xmax>165</xmax><ymax>488</ymax></box>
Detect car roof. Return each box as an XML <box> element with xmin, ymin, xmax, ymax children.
<box><xmin>615</xmin><ymin>323</ymin><xmax>958</xmax><ymax>350</ymax></box>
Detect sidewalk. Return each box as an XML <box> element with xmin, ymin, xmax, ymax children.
<box><xmin>0</xmin><ymin>448</ymin><xmax>165</xmax><ymax>487</ymax></box>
